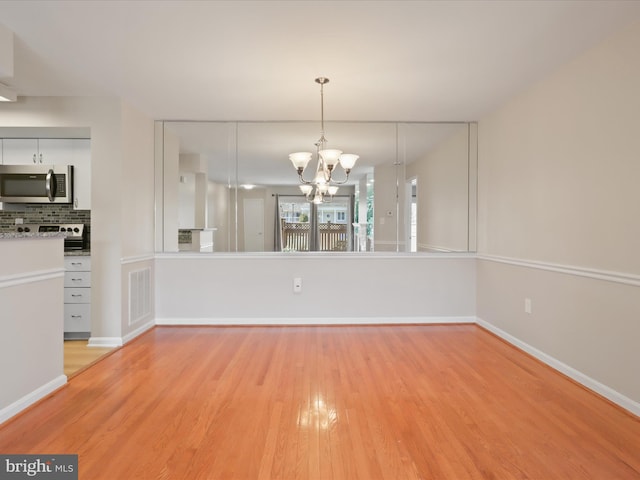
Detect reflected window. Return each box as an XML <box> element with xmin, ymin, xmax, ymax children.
<box><xmin>278</xmin><ymin>196</ymin><xmax>310</xmax><ymax>252</ymax></box>
<box><xmin>317</xmin><ymin>196</ymin><xmax>352</xmax><ymax>251</ymax></box>
<box><xmin>277</xmin><ymin>195</ymin><xmax>354</xmax><ymax>252</ymax></box>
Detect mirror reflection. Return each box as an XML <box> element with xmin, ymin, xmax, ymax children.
<box><xmin>159</xmin><ymin>121</ymin><xmax>476</xmax><ymax>253</ymax></box>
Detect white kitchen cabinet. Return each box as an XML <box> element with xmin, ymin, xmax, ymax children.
<box><xmin>1</xmin><ymin>138</ymin><xmax>91</xmax><ymax>209</ymax></box>
<box><xmin>3</xmin><ymin>138</ymin><xmax>79</xmax><ymax>164</ymax></box>
<box><xmin>2</xmin><ymin>138</ymin><xmax>39</xmax><ymax>164</ymax></box>
<box><xmin>49</xmin><ymin>139</ymin><xmax>91</xmax><ymax>210</ymax></box>
<box><xmin>74</xmin><ymin>139</ymin><xmax>91</xmax><ymax>210</ymax></box>
<box><xmin>64</xmin><ymin>255</ymin><xmax>91</xmax><ymax>340</ymax></box>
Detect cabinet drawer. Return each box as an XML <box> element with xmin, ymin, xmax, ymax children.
<box><xmin>64</xmin><ymin>271</ymin><xmax>91</xmax><ymax>287</ymax></box>
<box><xmin>64</xmin><ymin>304</ymin><xmax>91</xmax><ymax>332</ymax></box>
<box><xmin>64</xmin><ymin>287</ymin><xmax>91</xmax><ymax>304</ymax></box>
<box><xmin>64</xmin><ymin>257</ymin><xmax>92</xmax><ymax>271</ymax></box>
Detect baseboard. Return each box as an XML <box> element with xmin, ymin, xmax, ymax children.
<box><xmin>0</xmin><ymin>375</ymin><xmax>67</xmax><ymax>425</ymax></box>
<box><xmin>122</xmin><ymin>320</ymin><xmax>155</xmax><ymax>344</ymax></box>
<box><xmin>87</xmin><ymin>337</ymin><xmax>123</xmax><ymax>348</ymax></box>
<box><xmin>476</xmin><ymin>317</ymin><xmax>640</xmax><ymax>417</ymax></box>
<box><xmin>155</xmin><ymin>316</ymin><xmax>476</xmax><ymax>326</ymax></box>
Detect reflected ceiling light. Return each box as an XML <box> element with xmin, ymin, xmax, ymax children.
<box><xmin>0</xmin><ymin>82</ymin><xmax>17</xmax><ymax>102</ymax></box>
<box><xmin>241</xmin><ymin>184</ymin><xmax>256</xmax><ymax>190</ymax></box>
<box><xmin>289</xmin><ymin>77</ymin><xmax>358</xmax><ymax>204</ymax></box>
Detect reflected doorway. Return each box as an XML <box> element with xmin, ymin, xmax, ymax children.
<box><xmin>278</xmin><ymin>195</ymin><xmax>353</xmax><ymax>251</ymax></box>
<box><xmin>406</xmin><ymin>178</ymin><xmax>417</xmax><ymax>253</ymax></box>
<box><xmin>279</xmin><ymin>197</ymin><xmax>311</xmax><ymax>251</ymax></box>
<box><xmin>243</xmin><ymin>198</ymin><xmax>265</xmax><ymax>251</ymax></box>
<box><xmin>316</xmin><ymin>197</ymin><xmax>351</xmax><ymax>251</ymax></box>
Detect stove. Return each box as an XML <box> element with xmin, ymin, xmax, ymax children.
<box><xmin>16</xmin><ymin>223</ymin><xmax>86</xmax><ymax>251</ymax></box>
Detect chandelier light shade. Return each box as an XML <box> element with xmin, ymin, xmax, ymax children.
<box><xmin>289</xmin><ymin>77</ymin><xmax>359</xmax><ymax>203</ymax></box>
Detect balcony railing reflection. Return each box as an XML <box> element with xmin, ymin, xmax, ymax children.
<box><xmin>281</xmin><ymin>221</ymin><xmax>348</xmax><ymax>252</ymax></box>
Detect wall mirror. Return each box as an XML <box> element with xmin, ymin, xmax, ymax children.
<box><xmin>156</xmin><ymin>121</ymin><xmax>477</xmax><ymax>254</ymax></box>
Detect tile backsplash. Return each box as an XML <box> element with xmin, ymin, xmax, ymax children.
<box><xmin>178</xmin><ymin>229</ymin><xmax>192</xmax><ymax>244</ymax></box>
<box><xmin>0</xmin><ymin>204</ymin><xmax>91</xmax><ymax>247</ymax></box>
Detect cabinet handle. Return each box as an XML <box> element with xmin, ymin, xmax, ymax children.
<box><xmin>33</xmin><ymin>154</ymin><xmax>37</xmax><ymax>164</ymax></box>
<box><xmin>71</xmin><ymin>315</ymin><xmax>83</xmax><ymax>318</ymax></box>
<box><xmin>39</xmin><ymin>153</ymin><xmax>43</xmax><ymax>163</ymax></box>
<box><xmin>71</xmin><ymin>278</ymin><xmax>83</xmax><ymax>281</ymax></box>
<box><xmin>71</xmin><ymin>294</ymin><xmax>83</xmax><ymax>297</ymax></box>
<box><xmin>70</xmin><ymin>262</ymin><xmax>82</xmax><ymax>265</ymax></box>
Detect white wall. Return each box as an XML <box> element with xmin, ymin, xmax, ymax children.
<box><xmin>207</xmin><ymin>180</ymin><xmax>230</xmax><ymax>251</ymax></box>
<box><xmin>477</xmin><ymin>20</ymin><xmax>640</xmax><ymax>412</ymax></box>
<box><xmin>406</xmin><ymin>126</ymin><xmax>469</xmax><ymax>252</ymax></box>
<box><xmin>178</xmin><ymin>172</ymin><xmax>197</xmax><ymax>229</ymax></box>
<box><xmin>155</xmin><ymin>253</ymin><xmax>476</xmax><ymax>324</ymax></box>
<box><xmin>178</xmin><ymin>153</ymin><xmax>207</xmax><ymax>229</ymax></box>
<box><xmin>162</xmin><ymin>127</ymin><xmax>179</xmax><ymax>252</ymax></box>
<box><xmin>121</xmin><ymin>102</ymin><xmax>156</xmax><ymax>258</ymax></box>
<box><xmin>120</xmin><ymin>101</ymin><xmax>156</xmax><ymax>340</ymax></box>
<box><xmin>373</xmin><ymin>163</ymin><xmax>404</xmax><ymax>251</ymax></box>
<box><xmin>0</xmin><ymin>237</ymin><xmax>65</xmax><ymax>423</ymax></box>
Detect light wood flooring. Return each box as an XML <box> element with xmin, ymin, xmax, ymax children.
<box><xmin>63</xmin><ymin>340</ymin><xmax>114</xmax><ymax>377</ymax></box>
<box><xmin>2</xmin><ymin>325</ymin><xmax>639</xmax><ymax>479</ymax></box>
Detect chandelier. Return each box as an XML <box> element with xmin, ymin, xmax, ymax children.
<box><xmin>289</xmin><ymin>77</ymin><xmax>359</xmax><ymax>204</ymax></box>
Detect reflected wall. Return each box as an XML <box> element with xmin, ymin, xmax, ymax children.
<box><xmin>155</xmin><ymin>121</ymin><xmax>477</xmax><ymax>253</ymax></box>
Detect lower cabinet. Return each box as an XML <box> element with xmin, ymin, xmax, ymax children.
<box><xmin>64</xmin><ymin>255</ymin><xmax>91</xmax><ymax>340</ymax></box>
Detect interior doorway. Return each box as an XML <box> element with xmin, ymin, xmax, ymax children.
<box><xmin>278</xmin><ymin>195</ymin><xmax>353</xmax><ymax>251</ymax></box>
<box><xmin>316</xmin><ymin>197</ymin><xmax>351</xmax><ymax>251</ymax></box>
<box><xmin>405</xmin><ymin>178</ymin><xmax>417</xmax><ymax>252</ymax></box>
<box><xmin>243</xmin><ymin>198</ymin><xmax>264</xmax><ymax>251</ymax></box>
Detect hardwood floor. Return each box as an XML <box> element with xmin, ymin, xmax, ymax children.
<box><xmin>1</xmin><ymin>325</ymin><xmax>639</xmax><ymax>479</ymax></box>
<box><xmin>63</xmin><ymin>340</ymin><xmax>115</xmax><ymax>377</ymax></box>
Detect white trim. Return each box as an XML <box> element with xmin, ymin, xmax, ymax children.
<box><xmin>87</xmin><ymin>337</ymin><xmax>123</xmax><ymax>348</ymax></box>
<box><xmin>156</xmin><ymin>316</ymin><xmax>476</xmax><ymax>326</ymax></box>
<box><xmin>418</xmin><ymin>243</ymin><xmax>460</xmax><ymax>253</ymax></box>
<box><xmin>0</xmin><ymin>375</ymin><xmax>67</xmax><ymax>425</ymax></box>
<box><xmin>122</xmin><ymin>320</ymin><xmax>155</xmax><ymax>344</ymax></box>
<box><xmin>121</xmin><ymin>254</ymin><xmax>155</xmax><ymax>265</ymax></box>
<box><xmin>374</xmin><ymin>240</ymin><xmax>406</xmax><ymax>246</ymax></box>
<box><xmin>155</xmin><ymin>252</ymin><xmax>476</xmax><ymax>260</ymax></box>
<box><xmin>478</xmin><ymin>254</ymin><xmax>640</xmax><ymax>287</ymax></box>
<box><xmin>0</xmin><ymin>268</ymin><xmax>64</xmax><ymax>289</ymax></box>
<box><xmin>476</xmin><ymin>317</ymin><xmax>640</xmax><ymax>417</ymax></box>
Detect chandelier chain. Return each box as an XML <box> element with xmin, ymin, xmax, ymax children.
<box><xmin>289</xmin><ymin>77</ymin><xmax>358</xmax><ymax>204</ymax></box>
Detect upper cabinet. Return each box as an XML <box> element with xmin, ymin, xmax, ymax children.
<box><xmin>1</xmin><ymin>138</ymin><xmax>91</xmax><ymax>210</ymax></box>
<box><xmin>2</xmin><ymin>138</ymin><xmax>39</xmax><ymax>164</ymax></box>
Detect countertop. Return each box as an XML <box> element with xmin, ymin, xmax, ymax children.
<box><xmin>64</xmin><ymin>249</ymin><xmax>91</xmax><ymax>256</ymax></box>
<box><xmin>0</xmin><ymin>231</ymin><xmax>65</xmax><ymax>240</ymax></box>
<box><xmin>0</xmin><ymin>232</ymin><xmax>90</xmax><ymax>256</ymax></box>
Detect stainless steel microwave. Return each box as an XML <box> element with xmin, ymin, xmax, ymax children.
<box><xmin>0</xmin><ymin>164</ymin><xmax>73</xmax><ymax>204</ymax></box>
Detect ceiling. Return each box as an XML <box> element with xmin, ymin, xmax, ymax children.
<box><xmin>1</xmin><ymin>0</ymin><xmax>639</xmax><ymax>123</ymax></box>
<box><xmin>1</xmin><ymin>1</ymin><xmax>639</xmax><ymax>188</ymax></box>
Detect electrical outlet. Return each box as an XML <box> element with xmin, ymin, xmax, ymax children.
<box><xmin>524</xmin><ymin>298</ymin><xmax>532</xmax><ymax>314</ymax></box>
<box><xmin>293</xmin><ymin>277</ymin><xmax>302</xmax><ymax>294</ymax></box>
